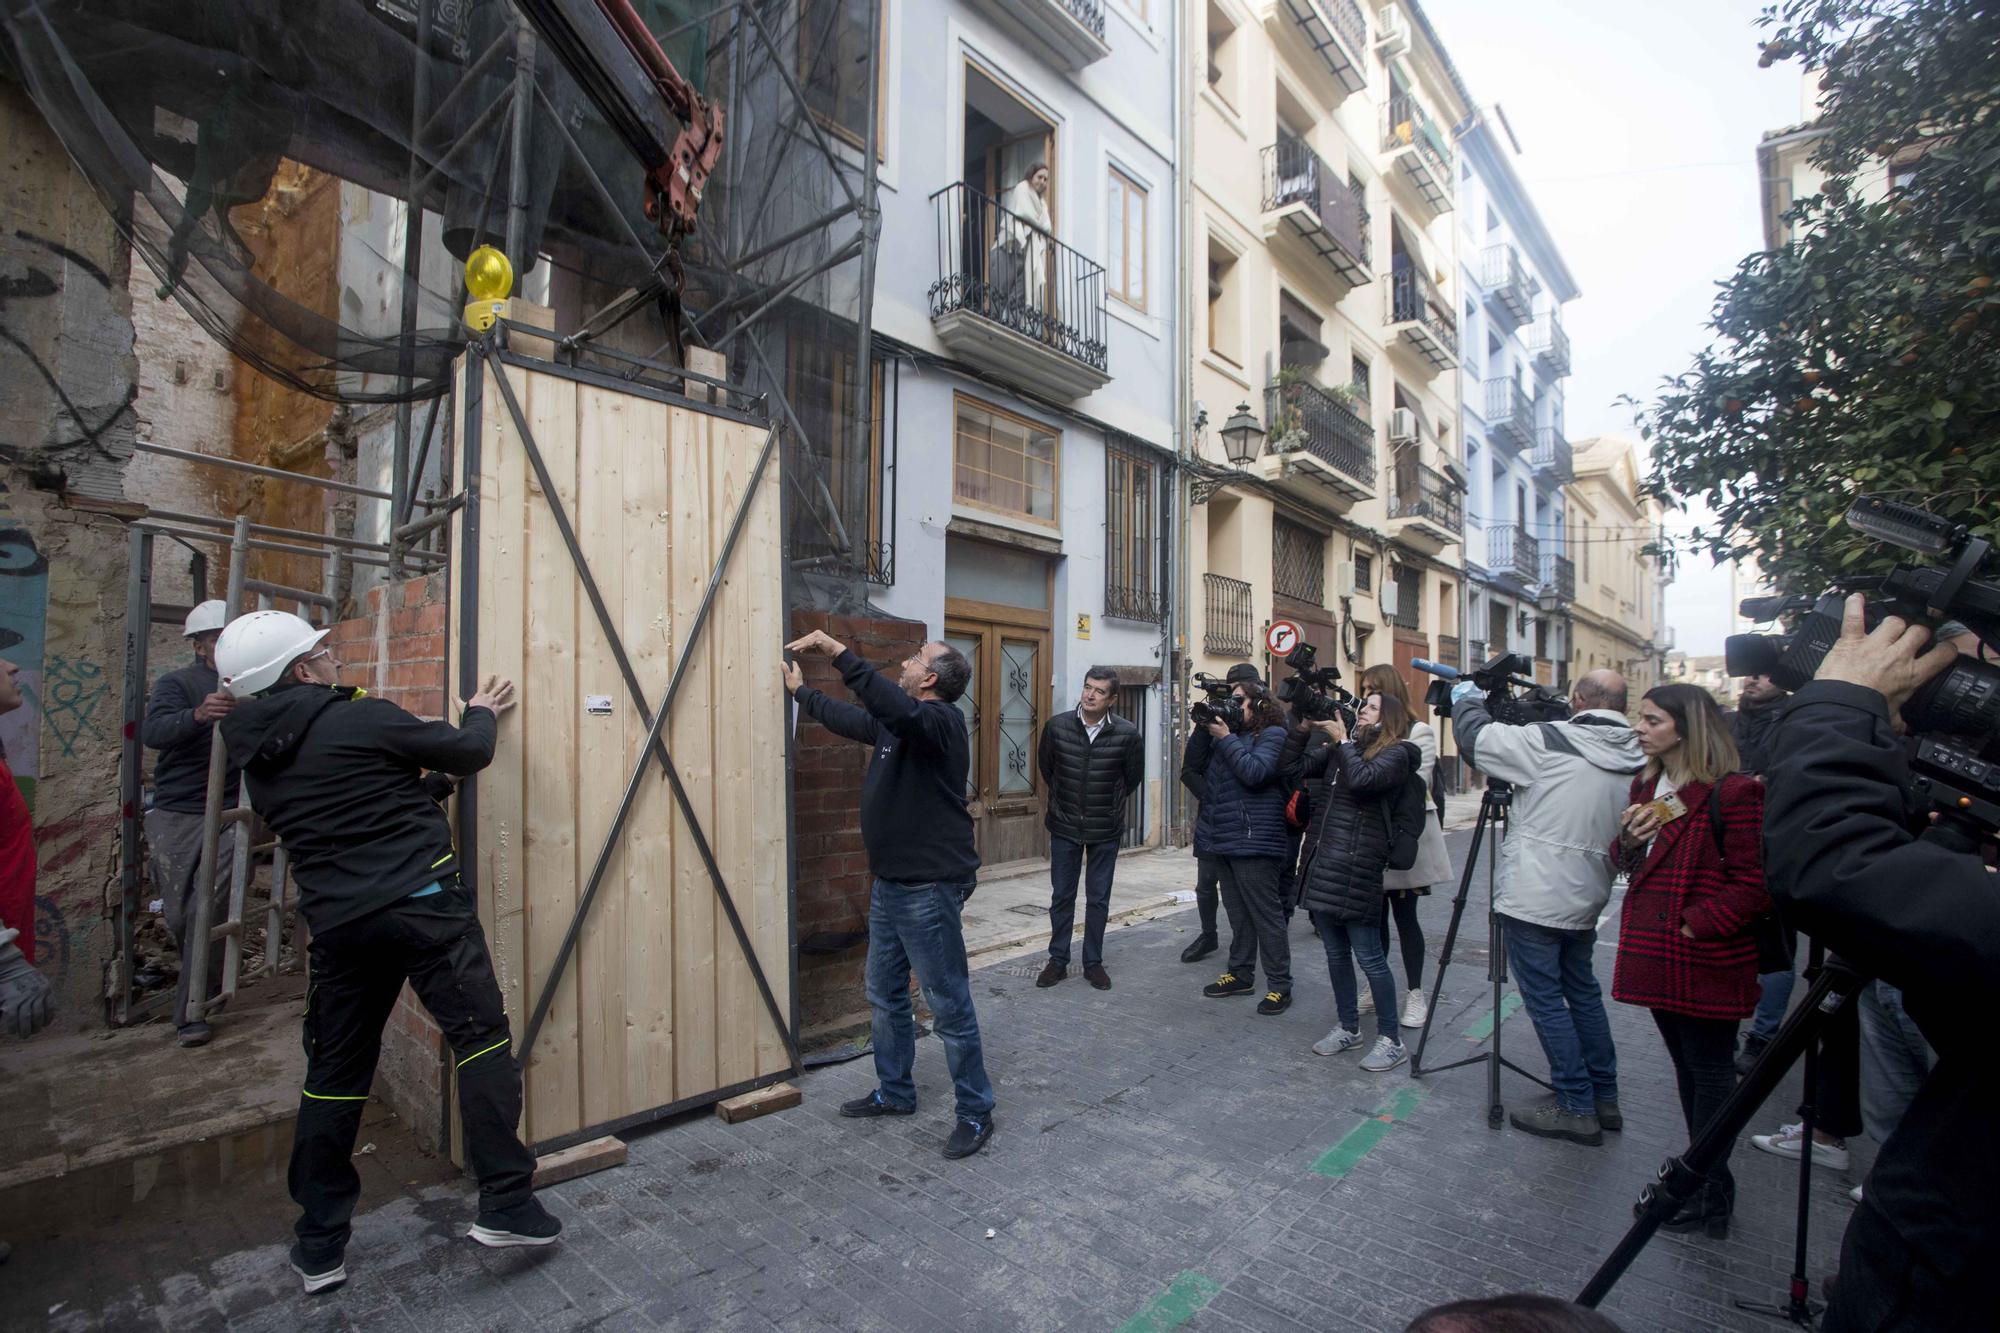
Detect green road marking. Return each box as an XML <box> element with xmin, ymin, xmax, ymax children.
<box><xmin>1464</xmin><ymin>992</ymin><xmax>1523</xmax><ymax>1041</ymax></box>
<box><xmin>1116</xmin><ymin>1271</ymin><xmax>1222</xmax><ymax>1333</ymax></box>
<box><xmin>1309</xmin><ymin>1085</ymin><xmax>1428</xmax><ymax>1179</ymax></box>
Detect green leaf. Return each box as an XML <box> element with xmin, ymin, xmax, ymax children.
<box><xmin>1932</xmin><ymin>400</ymin><xmax>1955</xmax><ymax>419</ymax></box>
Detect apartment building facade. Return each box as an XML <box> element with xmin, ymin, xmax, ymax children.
<box><xmin>1566</xmin><ymin>436</ymin><xmax>1671</xmax><ymax>697</ymax></box>
<box><xmin>1185</xmin><ymin>1</ymin><xmax>1470</xmax><ymax>755</ymax></box>
<box><xmin>1455</xmin><ymin>111</ymin><xmax>1578</xmax><ymax>687</ymax></box>
<box><xmin>861</xmin><ymin>0</ymin><xmax>1181</xmax><ymax>863</ymax></box>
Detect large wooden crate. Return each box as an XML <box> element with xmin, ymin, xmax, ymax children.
<box><xmin>447</xmin><ymin>341</ymin><xmax>792</xmax><ymax>1151</ymax></box>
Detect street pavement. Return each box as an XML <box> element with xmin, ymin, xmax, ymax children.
<box><xmin>19</xmin><ymin>829</ymin><xmax>1863</xmax><ymax>1332</ymax></box>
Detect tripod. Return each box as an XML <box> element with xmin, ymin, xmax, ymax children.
<box><xmin>1409</xmin><ymin>780</ymin><xmax>1552</xmax><ymax>1125</ymax></box>
<box><xmin>1736</xmin><ymin>939</ymin><xmax>1831</xmax><ymax>1327</ymax></box>
<box><xmin>1577</xmin><ymin>954</ymin><xmax>1864</xmax><ymax>1311</ymax></box>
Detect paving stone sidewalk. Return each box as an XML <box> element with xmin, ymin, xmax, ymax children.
<box><xmin>24</xmin><ymin>831</ymin><xmax>1860</xmax><ymax>1333</ymax></box>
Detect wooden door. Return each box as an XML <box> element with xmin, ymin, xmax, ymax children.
<box><xmin>947</xmin><ymin>616</ymin><xmax>1050</xmax><ymax>867</ymax></box>
<box><xmin>1392</xmin><ymin>628</ymin><xmax>1431</xmax><ymax>716</ymax></box>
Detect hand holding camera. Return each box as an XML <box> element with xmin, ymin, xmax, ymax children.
<box><xmin>1312</xmin><ymin>715</ymin><xmax>1347</xmax><ymax>744</ymax></box>
<box><xmin>1815</xmin><ymin>592</ymin><xmax>1957</xmax><ymax>717</ymax></box>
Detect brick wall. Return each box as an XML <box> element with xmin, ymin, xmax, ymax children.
<box><xmin>332</xmin><ymin>572</ymin><xmax>452</xmax><ymax>1152</ymax></box>
<box><xmin>791</xmin><ymin>609</ymin><xmax>928</xmax><ymax>1034</ymax></box>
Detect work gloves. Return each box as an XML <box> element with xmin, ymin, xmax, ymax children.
<box><xmin>0</xmin><ymin>928</ymin><xmax>55</xmax><ymax>1038</ymax></box>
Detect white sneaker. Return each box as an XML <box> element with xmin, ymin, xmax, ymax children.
<box><xmin>1312</xmin><ymin>1026</ymin><xmax>1366</xmax><ymax>1057</ymax></box>
<box><xmin>1750</xmin><ymin>1122</ymin><xmax>1851</xmax><ymax>1169</ymax></box>
<box><xmin>1849</xmin><ymin>1184</ymin><xmax>1864</xmax><ymax>1203</ymax></box>
<box><xmin>1360</xmin><ymin>1037</ymin><xmax>1408</xmax><ymax>1073</ymax></box>
<box><xmin>1400</xmin><ymin>988</ymin><xmax>1429</xmax><ymax>1029</ymax></box>
<box><xmin>1356</xmin><ymin>988</ymin><xmax>1375</xmax><ymax>1015</ymax></box>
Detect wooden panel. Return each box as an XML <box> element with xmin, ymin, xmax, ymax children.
<box><xmin>668</xmin><ymin>400</ymin><xmax>718</xmax><ymax>1099</ymax></box>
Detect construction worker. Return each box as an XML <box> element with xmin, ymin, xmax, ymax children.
<box><xmin>142</xmin><ymin>598</ymin><xmax>240</xmax><ymax>1046</ymax></box>
<box><xmin>215</xmin><ymin>610</ymin><xmax>556</xmax><ymax>1294</ymax></box>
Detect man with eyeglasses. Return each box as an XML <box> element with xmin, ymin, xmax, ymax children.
<box><xmin>783</xmin><ymin>628</ymin><xmax>996</xmax><ymax>1161</ymax></box>
<box><xmin>215</xmin><ymin>610</ymin><xmax>558</xmax><ymax>1294</ymax></box>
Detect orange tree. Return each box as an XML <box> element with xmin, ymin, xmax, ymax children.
<box><xmin>1640</xmin><ymin>0</ymin><xmax>2000</xmax><ymax>595</ymax></box>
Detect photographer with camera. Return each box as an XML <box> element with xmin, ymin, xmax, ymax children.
<box><xmin>1449</xmin><ymin>670</ymin><xmax>1643</xmax><ymax>1147</ymax></box>
<box><xmin>1179</xmin><ymin>665</ymin><xmax>1265</xmax><ymax>964</ymax></box>
<box><xmin>1194</xmin><ymin>681</ymin><xmax>1295</xmax><ymax>1014</ymax></box>
<box><xmin>1362</xmin><ymin>665</ymin><xmax>1452</xmax><ymax>1029</ymax></box>
<box><xmin>1762</xmin><ymin>595</ymin><xmax>1996</xmax><ymax>1332</ymax></box>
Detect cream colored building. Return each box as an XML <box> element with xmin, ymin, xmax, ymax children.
<box><xmin>1183</xmin><ymin>1</ymin><xmax>1471</xmax><ymax>766</ymax></box>
<box><xmin>1566</xmin><ymin>436</ymin><xmax>1671</xmax><ymax>697</ymax></box>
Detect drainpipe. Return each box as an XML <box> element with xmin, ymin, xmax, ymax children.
<box><xmin>1169</xmin><ymin>0</ymin><xmax>1192</xmax><ymax>844</ymax></box>
<box><xmin>1451</xmin><ymin>111</ymin><xmax>1475</xmax><ymax>789</ymax></box>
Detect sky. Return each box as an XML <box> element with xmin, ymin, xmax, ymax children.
<box><xmin>1420</xmin><ymin>0</ymin><xmax>1805</xmax><ymax>654</ymax></box>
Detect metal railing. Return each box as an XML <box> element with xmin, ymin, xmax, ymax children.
<box><xmin>1107</xmin><ymin>584</ymin><xmax>1165</xmax><ymax>624</ymax></box>
<box><xmin>1481</xmin><ymin>244</ymin><xmax>1530</xmax><ymax>320</ymax></box>
<box><xmin>1262</xmin><ymin>134</ymin><xmax>1371</xmax><ymax>268</ymax></box>
<box><xmin>1204</xmin><ymin>573</ymin><xmax>1254</xmax><ymax>657</ymax></box>
<box><xmin>1540</xmin><ymin>550</ymin><xmax>1577</xmax><ymax>602</ymax></box>
<box><xmin>929</xmin><ymin>181</ymin><xmax>1108</xmax><ymax>374</ymax></box>
<box><xmin>1381</xmin><ymin>93</ymin><xmax>1453</xmax><ymax>181</ymax></box>
<box><xmin>1388</xmin><ymin>264</ymin><xmax>1456</xmax><ymax>345</ymax></box>
<box><xmin>1532</xmin><ymin>428</ymin><xmax>1574</xmax><ymax>485</ymax></box>
<box><xmin>1390</xmin><ymin>458</ymin><xmax>1462</xmax><ymax>532</ymax></box>
<box><xmin>1483</xmin><ymin>377</ymin><xmax>1533</xmax><ymax>447</ymax></box>
<box><xmin>1529</xmin><ymin>313</ymin><xmax>1571</xmax><ymax>374</ymax></box>
<box><xmin>1052</xmin><ymin>0</ymin><xmax>1107</xmax><ymax>40</ymax></box>
<box><xmin>1266</xmin><ymin>377</ymin><xmax>1375</xmax><ymax>488</ymax></box>
<box><xmin>1487</xmin><ymin>522</ymin><xmax>1539</xmax><ymax>583</ymax></box>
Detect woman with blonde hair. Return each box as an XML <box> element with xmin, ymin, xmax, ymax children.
<box><xmin>1612</xmin><ymin>683</ymin><xmax>1771</xmax><ymax>1238</ymax></box>
<box><xmin>1359</xmin><ymin>665</ymin><xmax>1451</xmax><ymax>1028</ymax></box>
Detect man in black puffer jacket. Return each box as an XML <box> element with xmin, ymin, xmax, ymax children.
<box><xmin>1036</xmin><ymin>667</ymin><xmax>1144</xmax><ymax>990</ymax></box>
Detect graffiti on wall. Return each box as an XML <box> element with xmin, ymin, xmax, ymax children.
<box><xmin>0</xmin><ymin>488</ymin><xmax>47</xmax><ymax>810</ymax></box>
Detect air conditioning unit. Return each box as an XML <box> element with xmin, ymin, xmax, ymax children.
<box><xmin>1378</xmin><ymin>4</ymin><xmax>1411</xmax><ymax>57</ymax></box>
<box><xmin>1390</xmin><ymin>407</ymin><xmax>1420</xmax><ymax>444</ymax></box>
<box><xmin>1333</xmin><ymin>561</ymin><xmax>1360</xmax><ymax>599</ymax></box>
<box><xmin>1379</xmin><ymin>577</ymin><xmax>1400</xmax><ymax>620</ymax></box>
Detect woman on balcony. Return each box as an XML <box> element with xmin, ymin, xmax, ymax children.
<box><xmin>1002</xmin><ymin>163</ymin><xmax>1053</xmax><ymax>323</ymax></box>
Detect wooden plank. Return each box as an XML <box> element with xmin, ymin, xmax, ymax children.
<box><xmin>522</xmin><ymin>366</ymin><xmax>583</xmax><ymax>1144</ymax></box>
<box><xmin>685</xmin><ymin>347</ymin><xmax>727</xmax><ymax>404</ymax></box>
<box><xmin>669</xmin><ymin>406</ymin><xmax>719</xmax><ymax>1096</ymax></box>
<box><xmin>740</xmin><ymin>422</ymin><xmax>791</xmax><ymax>1077</ymax></box>
<box><xmin>714</xmin><ymin>1082</ymin><xmax>801</xmax><ymax>1125</ymax></box>
<box><xmin>710</xmin><ymin>412</ymin><xmax>757</xmax><ymax>1088</ymax></box>
<box><xmin>531</xmin><ymin>1135</ymin><xmax>627</xmax><ymax>1189</ymax></box>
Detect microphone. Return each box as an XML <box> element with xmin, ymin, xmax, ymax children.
<box><xmin>1410</xmin><ymin>658</ymin><xmax>1460</xmax><ymax>680</ymax></box>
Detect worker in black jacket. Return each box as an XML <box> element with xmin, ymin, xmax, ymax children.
<box><xmin>1178</xmin><ymin>663</ymin><xmax>1264</xmax><ymax>963</ymax></box>
<box><xmin>215</xmin><ymin>611</ymin><xmax>557</xmax><ymax>1296</ymax></box>
<box><xmin>1762</xmin><ymin>595</ymin><xmax>1996</xmax><ymax>1332</ymax></box>
<box><xmin>785</xmin><ymin>629</ymin><xmax>996</xmax><ymax>1161</ymax></box>
<box><xmin>1034</xmin><ymin>666</ymin><xmax>1144</xmax><ymax>991</ymax></box>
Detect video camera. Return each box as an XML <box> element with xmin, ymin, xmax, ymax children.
<box><xmin>1412</xmin><ymin>650</ymin><xmax>1572</xmax><ymax>727</ymax></box>
<box><xmin>1724</xmin><ymin>496</ymin><xmax>2000</xmax><ymax>847</ymax></box>
<box><xmin>1274</xmin><ymin>642</ymin><xmax>1357</xmax><ymax>729</ymax></box>
<box><xmin>1188</xmin><ymin>672</ymin><xmax>1238</xmax><ymax>729</ymax></box>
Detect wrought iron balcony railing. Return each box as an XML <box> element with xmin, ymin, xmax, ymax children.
<box><xmin>1539</xmin><ymin>551</ymin><xmax>1577</xmax><ymax>603</ymax></box>
<box><xmin>1387</xmin><ymin>264</ymin><xmax>1457</xmax><ymax>367</ymax></box>
<box><xmin>1204</xmin><ymin>573</ymin><xmax>1254</xmax><ymax>658</ymax></box>
<box><xmin>1380</xmin><ymin>93</ymin><xmax>1453</xmax><ymax>209</ymax></box>
<box><xmin>1389</xmin><ymin>458</ymin><xmax>1462</xmax><ymax>532</ymax></box>
<box><xmin>1481</xmin><ymin>244</ymin><xmax>1531</xmax><ymax>323</ymax></box>
<box><xmin>1277</xmin><ymin>0</ymin><xmax>1368</xmax><ymax>94</ymax></box>
<box><xmin>1106</xmin><ymin>583</ymin><xmax>1165</xmax><ymax>625</ymax></box>
<box><xmin>1532</xmin><ymin>428</ymin><xmax>1574</xmax><ymax>485</ymax></box>
<box><xmin>1266</xmin><ymin>377</ymin><xmax>1375</xmax><ymax>489</ymax></box>
<box><xmin>928</xmin><ymin>181</ymin><xmax>1108</xmax><ymax>374</ymax></box>
<box><xmin>1487</xmin><ymin>522</ymin><xmax>1539</xmax><ymax>584</ymax></box>
<box><xmin>1528</xmin><ymin>313</ymin><xmax>1571</xmax><ymax>376</ymax></box>
<box><xmin>1262</xmin><ymin>134</ymin><xmax>1370</xmax><ymax>271</ymax></box>
<box><xmin>1483</xmin><ymin>377</ymin><xmax>1533</xmax><ymax>450</ymax></box>
<box><xmin>1055</xmin><ymin>0</ymin><xmax>1107</xmax><ymax>41</ymax></box>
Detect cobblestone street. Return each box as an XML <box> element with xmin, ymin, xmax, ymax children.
<box><xmin>19</xmin><ymin>832</ymin><xmax>1858</xmax><ymax>1332</ymax></box>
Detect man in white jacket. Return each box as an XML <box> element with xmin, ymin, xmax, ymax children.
<box><xmin>1449</xmin><ymin>670</ymin><xmax>1643</xmax><ymax>1147</ymax></box>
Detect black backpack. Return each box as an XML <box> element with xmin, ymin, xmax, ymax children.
<box><xmin>1377</xmin><ymin>742</ymin><xmax>1428</xmax><ymax>871</ymax></box>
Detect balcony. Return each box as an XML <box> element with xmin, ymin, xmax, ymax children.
<box><xmin>1380</xmin><ymin>94</ymin><xmax>1454</xmax><ymax>213</ymax></box>
<box><xmin>1482</xmin><ymin>378</ymin><xmax>1533</xmax><ymax>453</ymax></box>
<box><xmin>1261</xmin><ymin>377</ymin><xmax>1377</xmax><ymax>509</ymax></box>
<box><xmin>929</xmin><ymin>182</ymin><xmax>1110</xmax><ymax>401</ymax></box>
<box><xmin>1480</xmin><ymin>244</ymin><xmax>1532</xmax><ymax>325</ymax></box>
<box><xmin>1486</xmin><ymin>522</ymin><xmax>1539</xmax><ymax>586</ymax></box>
<box><xmin>1386</xmin><ymin>265</ymin><xmax>1457</xmax><ymax>371</ymax></box>
<box><xmin>1204</xmin><ymin>573</ymin><xmax>1254</xmax><ymax>658</ymax></box>
<box><xmin>1538</xmin><ymin>551</ymin><xmax>1577</xmax><ymax>607</ymax></box>
<box><xmin>1532</xmin><ymin>428</ymin><xmax>1574</xmax><ymax>485</ymax></box>
<box><xmin>1468</xmin><ymin>639</ymin><xmax>1488</xmax><ymax>668</ymax></box>
<box><xmin>1272</xmin><ymin>0</ymin><xmax>1368</xmax><ymax>96</ymax></box>
<box><xmin>1386</xmin><ymin>458</ymin><xmax>1461</xmax><ymax>553</ymax></box>
<box><xmin>1262</xmin><ymin>135</ymin><xmax>1371</xmax><ymax>287</ymax></box>
<box><xmin>963</xmin><ymin>0</ymin><xmax>1109</xmax><ymax>70</ymax></box>
<box><xmin>1528</xmin><ymin>313</ymin><xmax>1571</xmax><ymax>377</ymax></box>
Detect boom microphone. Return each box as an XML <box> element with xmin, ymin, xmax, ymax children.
<box><xmin>1410</xmin><ymin>658</ymin><xmax>1460</xmax><ymax>679</ymax></box>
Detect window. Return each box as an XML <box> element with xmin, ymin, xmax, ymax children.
<box><xmin>1353</xmin><ymin>549</ymin><xmax>1374</xmax><ymax>595</ymax></box>
<box><xmin>1273</xmin><ymin>518</ymin><xmax>1326</xmax><ymax>605</ymax></box>
<box><xmin>1391</xmin><ymin>565</ymin><xmax>1422</xmax><ymax>630</ymax></box>
<box><xmin>1205</xmin><ymin>2</ymin><xmax>1240</xmax><ymax>111</ymax></box>
<box><xmin>1107</xmin><ymin>168</ymin><xmax>1149</xmax><ymax>311</ymax></box>
<box><xmin>1350</xmin><ymin>354</ymin><xmax>1372</xmax><ymax>410</ymax></box>
<box><xmin>1207</xmin><ymin>237</ymin><xmax>1241</xmax><ymax>364</ymax></box>
<box><xmin>786</xmin><ymin>332</ymin><xmax>890</xmax><ymax>581</ymax></box>
<box><xmin>1106</xmin><ymin>443</ymin><xmax>1161</xmax><ymax>622</ymax></box>
<box><xmin>954</xmin><ymin>395</ymin><xmax>1059</xmax><ymax>524</ymax></box>
<box><xmin>800</xmin><ymin>0</ymin><xmax>886</xmax><ymax>156</ymax></box>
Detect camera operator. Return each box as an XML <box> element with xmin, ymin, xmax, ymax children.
<box><xmin>1195</xmin><ymin>681</ymin><xmax>1294</xmax><ymax>1013</ymax></box>
<box><xmin>1177</xmin><ymin>664</ymin><xmax>1263</xmax><ymax>964</ymax></box>
<box><xmin>1449</xmin><ymin>670</ymin><xmax>1644</xmax><ymax>1147</ymax></box>
<box><xmin>1762</xmin><ymin>595</ymin><xmax>1996</xmax><ymax>1332</ymax></box>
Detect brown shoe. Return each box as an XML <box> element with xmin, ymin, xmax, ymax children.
<box><xmin>1035</xmin><ymin>961</ymin><xmax>1067</xmax><ymax>988</ymax></box>
<box><xmin>1083</xmin><ymin>964</ymin><xmax>1112</xmax><ymax>991</ymax></box>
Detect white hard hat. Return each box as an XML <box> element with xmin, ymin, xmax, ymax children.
<box><xmin>183</xmin><ymin>599</ymin><xmax>229</xmax><ymax>638</ymax></box>
<box><xmin>216</xmin><ymin>610</ymin><xmax>330</xmax><ymax>699</ymax></box>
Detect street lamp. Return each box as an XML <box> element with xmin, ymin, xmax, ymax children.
<box><xmin>1219</xmin><ymin>402</ymin><xmax>1265</xmax><ymax>465</ymax></box>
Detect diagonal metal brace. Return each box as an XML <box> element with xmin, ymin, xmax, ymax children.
<box><xmin>481</xmin><ymin>349</ymin><xmax>798</xmax><ymax>1073</ymax></box>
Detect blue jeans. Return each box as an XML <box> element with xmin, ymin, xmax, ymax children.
<box><xmin>864</xmin><ymin>878</ymin><xmax>996</xmax><ymax>1120</ymax></box>
<box><xmin>1502</xmin><ymin>915</ymin><xmax>1618</xmax><ymax>1115</ymax></box>
<box><xmin>1314</xmin><ymin>913</ymin><xmax>1398</xmax><ymax>1042</ymax></box>
<box><xmin>1857</xmin><ymin>980</ymin><xmax>1934</xmax><ymax>1145</ymax></box>
<box><xmin>1048</xmin><ymin>836</ymin><xmax>1119</xmax><ymax>968</ymax></box>
<box><xmin>1750</xmin><ymin>967</ymin><xmax>1797</xmax><ymax>1042</ymax></box>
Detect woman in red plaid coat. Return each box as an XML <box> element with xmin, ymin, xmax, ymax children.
<box><xmin>1612</xmin><ymin>683</ymin><xmax>1771</xmax><ymax>1239</ymax></box>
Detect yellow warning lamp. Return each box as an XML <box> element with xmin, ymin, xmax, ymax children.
<box><xmin>463</xmin><ymin>245</ymin><xmax>515</xmax><ymax>333</ymax></box>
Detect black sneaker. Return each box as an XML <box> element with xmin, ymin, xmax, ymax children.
<box><xmin>289</xmin><ymin>1242</ymin><xmax>347</xmax><ymax>1294</ymax></box>
<box><xmin>942</xmin><ymin>1114</ymin><xmax>993</xmax><ymax>1160</ymax></box>
<box><xmin>176</xmin><ymin>1022</ymin><xmax>214</xmax><ymax>1048</ymax></box>
<box><xmin>1256</xmin><ymin>990</ymin><xmax>1293</xmax><ymax>1016</ymax></box>
<box><xmin>466</xmin><ymin>1196</ymin><xmax>562</xmax><ymax>1248</ymax></box>
<box><xmin>839</xmin><ymin>1090</ymin><xmax>915</xmax><ymax>1118</ymax></box>
<box><xmin>1180</xmin><ymin>933</ymin><xmax>1218</xmax><ymax>963</ymax></box>
<box><xmin>1735</xmin><ymin>1033</ymin><xmax>1770</xmax><ymax>1077</ymax></box>
<box><xmin>1202</xmin><ymin>971</ymin><xmax>1254</xmax><ymax>998</ymax></box>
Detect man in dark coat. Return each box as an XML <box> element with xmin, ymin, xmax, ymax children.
<box><xmin>1035</xmin><ymin>667</ymin><xmax>1144</xmax><ymax>990</ymax></box>
<box><xmin>1178</xmin><ymin>664</ymin><xmax>1263</xmax><ymax>963</ymax></box>
<box><xmin>1725</xmin><ymin>671</ymin><xmax>1788</xmax><ymax>775</ymax></box>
